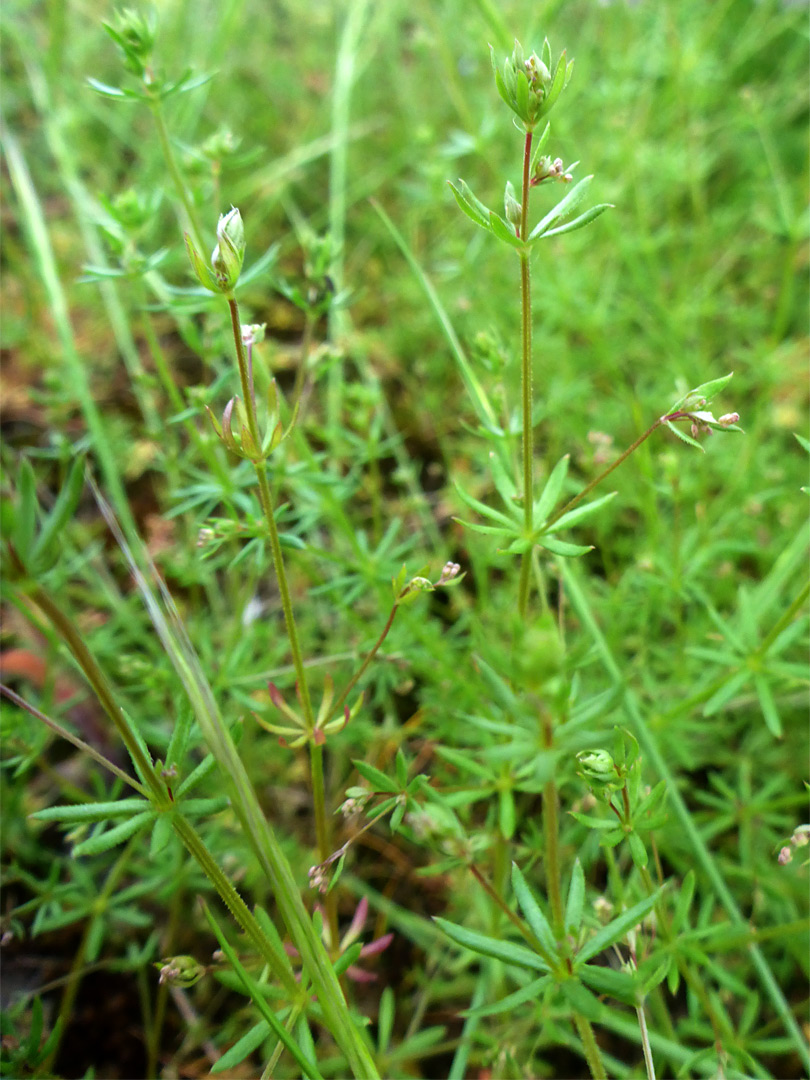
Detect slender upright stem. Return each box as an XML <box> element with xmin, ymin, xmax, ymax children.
<box><xmin>518</xmin><ymin>130</ymin><xmax>534</xmax><ymax>618</ymax></box>
<box><xmin>228</xmin><ymin>297</ymin><xmax>338</xmax><ymax>945</ymax></box>
<box><xmin>147</xmin><ymin>92</ymin><xmax>206</xmax><ymax>253</ymax></box>
<box><xmin>541</xmin><ymin>711</ymin><xmax>564</xmax><ymax>934</ymax></box>
<box><xmin>637</xmin><ymin>1001</ymin><xmax>656</xmax><ymax>1080</ymax></box>
<box><xmin>227</xmin><ymin>298</ymin><xmax>315</xmax><ymax>732</ymax></box>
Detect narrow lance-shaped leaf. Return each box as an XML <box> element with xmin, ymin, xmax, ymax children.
<box><xmin>576</xmin><ymin>888</ymin><xmax>664</xmax><ymax>965</ymax></box>
<box><xmin>448</xmin><ymin>180</ymin><xmax>492</xmax><ymax>230</ymax></box>
<box><xmin>463</xmin><ymin>975</ymin><xmax>551</xmax><ymax>1019</ymax></box>
<box><xmin>547</xmin><ymin>491</ymin><xmax>617</xmax><ymax>533</ymax></box>
<box><xmin>434</xmin><ymin>916</ymin><xmax>550</xmax><ymax>972</ymax></box>
<box><xmin>72</xmin><ymin>810</ymin><xmax>155</xmax><ymax>856</ymax></box>
<box><xmin>529</xmin><ymin>176</ymin><xmax>594</xmax><ymax>240</ymax></box>
<box><xmin>541</xmin><ymin>203</ymin><xmax>612</xmax><ymax>240</ymax></box>
<box><xmin>32</xmin><ymin>798</ymin><xmax>151</xmax><ymax>823</ymax></box>
<box><xmin>565</xmin><ymin>859</ymin><xmax>586</xmax><ymax>935</ymax></box>
<box><xmin>489</xmin><ymin>210</ymin><xmax>527</xmax><ymax>250</ymax></box>
<box><xmin>538</xmin><ymin>535</ymin><xmax>593</xmax><ymax>557</ymax></box>
<box><xmin>535</xmin><ymin>455</ymin><xmax>571</xmax><ymax>522</ymax></box>
<box><xmin>511</xmin><ymin>864</ymin><xmax>557</xmax><ymax>962</ymax></box>
<box><xmin>663</xmin><ymin>419</ymin><xmax>705</xmax><ymax>452</ymax></box>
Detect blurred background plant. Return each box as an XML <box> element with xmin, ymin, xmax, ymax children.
<box><xmin>1</xmin><ymin>1</ymin><xmax>808</xmax><ymax>1077</ymax></box>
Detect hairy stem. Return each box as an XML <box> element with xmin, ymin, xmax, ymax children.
<box><xmin>573</xmin><ymin>1012</ymin><xmax>607</xmax><ymax>1080</ymax></box>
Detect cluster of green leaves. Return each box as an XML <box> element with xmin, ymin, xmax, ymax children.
<box><xmin>1</xmin><ymin>0</ymin><xmax>807</xmax><ymax>1078</ymax></box>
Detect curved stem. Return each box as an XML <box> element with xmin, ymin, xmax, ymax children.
<box><xmin>332</xmin><ymin>602</ymin><xmax>400</xmax><ymax>721</ymax></box>
<box><xmin>546</xmin><ymin>419</ymin><xmax>663</xmax><ymax>530</ymax></box>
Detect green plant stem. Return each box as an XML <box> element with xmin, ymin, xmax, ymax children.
<box><xmin>24</xmin><ymin>584</ymin><xmax>164</xmax><ymax>795</ymax></box>
<box><xmin>171</xmin><ymin>816</ymin><xmax>299</xmax><ymax>996</ymax></box>
<box><xmin>332</xmin><ymin>601</ymin><xmax>400</xmax><ymax>720</ymax></box>
<box><xmin>146</xmin><ymin>90</ymin><xmax>205</xmax><ymax>253</ymax></box>
<box><xmin>468</xmin><ymin>864</ymin><xmax>557</xmax><ymax>970</ymax></box>
<box><xmin>15</xmin><ymin>588</ymin><xmax>301</xmax><ymax>998</ymax></box>
<box><xmin>547</xmin><ymin>419</ymin><xmax>663</xmax><ymax>530</ymax></box>
<box><xmin>637</xmin><ymin>1002</ymin><xmax>656</xmax><ymax>1080</ymax></box>
<box><xmin>226</xmin><ymin>296</ymin><xmax>342</xmax><ymax>947</ymax></box>
<box><xmin>518</xmin><ymin>129</ymin><xmax>534</xmax><ymax>619</ymax></box>
<box><xmin>0</xmin><ymin>683</ymin><xmax>148</xmax><ymax>796</ymax></box>
<box><xmin>573</xmin><ymin>1012</ymin><xmax>608</xmax><ymax>1080</ymax></box>
<box><xmin>227</xmin><ymin>297</ymin><xmax>315</xmax><ymax>732</ymax></box>
<box><xmin>542</xmin><ymin>779</ymin><xmax>564</xmax><ymax>935</ymax></box>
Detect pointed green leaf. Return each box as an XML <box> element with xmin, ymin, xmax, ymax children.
<box><xmin>560</xmin><ymin>978</ymin><xmax>601</xmax><ymax>1020</ymax></box>
<box><xmin>578</xmin><ymin>963</ymin><xmax>638</xmax><ymax>1006</ymax></box>
<box><xmin>454</xmin><ymin>482</ymin><xmax>517</xmax><ymax>526</ymax></box>
<box><xmin>212</xmin><ymin>1020</ymin><xmax>271</xmax><ymax>1074</ymax></box>
<box><xmin>452</xmin><ymin>517</ymin><xmax>516</xmax><ymax>538</ymax></box>
<box><xmin>353</xmin><ymin>760</ymin><xmax>398</xmax><ymax>794</ymax></box>
<box><xmin>569</xmin><ymin>812</ymin><xmax>618</xmax><ymax>830</ymax></box>
<box><xmin>753</xmin><ymin>673</ymin><xmax>782</xmax><ymax>737</ymax></box>
<box><xmin>448</xmin><ymin>180</ymin><xmax>491</xmax><ymax>230</ymax></box>
<box><xmin>489</xmin><ymin>210</ymin><xmax>526</xmax><ymax>250</ymax></box>
<box><xmin>32</xmin><ymin>455</ymin><xmax>87</xmax><ymax>571</ymax></box>
<box><xmin>547</xmin><ymin>491</ymin><xmax>617</xmax><ymax>533</ymax></box>
<box><xmin>463</xmin><ymin>975</ymin><xmax>551</xmax><ymax>1018</ymax></box>
<box><xmin>702</xmin><ymin>668</ymin><xmax>749</xmax><ymax>716</ymax></box>
<box><xmin>32</xmin><ymin>798</ymin><xmax>151</xmax><ymax>822</ymax></box>
<box><xmin>577</xmin><ymin>889</ymin><xmax>664</xmax><ymax>964</ymax></box>
<box><xmin>670</xmin><ymin>372</ymin><xmax>734</xmax><ymax>412</ymax></box>
<box><xmin>434</xmin><ymin>917</ymin><xmax>550</xmax><ymax>972</ymax></box>
<box><xmin>511</xmin><ymin>864</ymin><xmax>557</xmax><ymax>961</ymax></box>
<box><xmin>538</xmin><ymin>536</ymin><xmax>593</xmax><ymax>557</ymax></box>
<box><xmin>628</xmin><ymin>831</ymin><xmax>648</xmax><ymax>869</ymax></box>
<box><xmin>72</xmin><ymin>810</ymin><xmax>155</xmax><ymax>856</ymax></box>
<box><xmin>535</xmin><ymin>456</ymin><xmax>570</xmax><ymax>521</ymax></box>
<box><xmin>150</xmin><ymin>813</ymin><xmax>173</xmax><ymax>857</ymax></box>
<box><xmin>663</xmin><ymin>419</ymin><xmax>705</xmax><ymax>451</ymax></box>
<box><xmin>565</xmin><ymin>859</ymin><xmax>586</xmax><ymax>935</ymax></box>
<box><xmin>15</xmin><ymin>457</ymin><xmax>37</xmax><ymax>557</ymax></box>
<box><xmin>542</xmin><ymin>203</ymin><xmax>612</xmax><ymax>239</ymax></box>
<box><xmin>529</xmin><ymin>176</ymin><xmax>594</xmax><ymax>240</ymax></box>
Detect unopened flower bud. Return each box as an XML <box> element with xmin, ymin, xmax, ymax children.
<box><xmin>156</xmin><ymin>955</ymin><xmax>206</xmax><ymax>987</ymax></box>
<box><xmin>438</xmin><ymin>561</ymin><xmax>461</xmax><ymax>584</ymax></box>
<box><xmin>211</xmin><ymin>207</ymin><xmax>245</xmax><ymax>291</ymax></box>
<box><xmin>577</xmin><ymin>749</ymin><xmax>616</xmax><ymax>781</ymax></box>
<box><xmin>718</xmin><ymin>413</ymin><xmax>740</xmax><ymax>426</ymax></box>
<box><xmin>241</xmin><ymin>323</ymin><xmax>266</xmax><ymax>346</ymax></box>
<box><xmin>778</xmin><ymin>846</ymin><xmax>793</xmax><ymax>866</ymax></box>
<box><xmin>504</xmin><ymin>181</ymin><xmax>521</xmax><ymax>227</ymax></box>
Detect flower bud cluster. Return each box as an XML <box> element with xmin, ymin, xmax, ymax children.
<box><xmin>531</xmin><ymin>156</ymin><xmax>574</xmax><ymax>186</ymax></box>
<box><xmin>491</xmin><ymin>39</ymin><xmax>574</xmax><ymax>131</ymax></box>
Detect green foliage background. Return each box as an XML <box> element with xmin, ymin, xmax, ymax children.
<box><xmin>1</xmin><ymin>0</ymin><xmax>808</xmax><ymax>1077</ymax></box>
